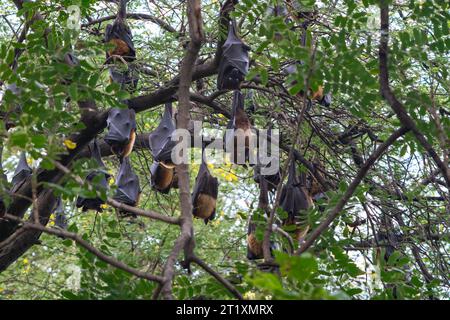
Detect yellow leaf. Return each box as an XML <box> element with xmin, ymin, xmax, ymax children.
<box><xmin>64</xmin><ymin>139</ymin><xmax>77</xmax><ymax>150</ymax></box>
<box><xmin>100</xmin><ymin>203</ymin><xmax>108</xmax><ymax>209</ymax></box>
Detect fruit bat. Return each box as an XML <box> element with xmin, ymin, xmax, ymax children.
<box><xmin>224</xmin><ymin>91</ymin><xmax>253</xmax><ymax>165</ymax></box>
<box><xmin>104</xmin><ymin>107</ymin><xmax>137</xmax><ymax>158</ymax></box>
<box><xmin>247</xmin><ymin>221</ymin><xmax>264</xmax><ymax>260</ymax></box>
<box><xmin>279</xmin><ymin>161</ymin><xmax>313</xmax><ymax>239</ymax></box>
<box><xmin>192</xmin><ymin>159</ymin><xmax>218</xmax><ymax>224</ymax></box>
<box><xmin>148</xmin><ymin>103</ymin><xmax>176</xmax><ymax>163</ymax></box>
<box><xmin>113</xmin><ymin>156</ymin><xmax>140</xmax><ymax>214</ymax></box>
<box><xmin>104</xmin><ymin>0</ymin><xmax>135</xmax><ymax>63</ymax></box>
<box><xmin>76</xmin><ymin>140</ymin><xmax>109</xmax><ymax>212</ymax></box>
<box><xmin>247</xmin><ymin>178</ymin><xmax>273</xmax><ymax>260</ymax></box>
<box><xmin>11</xmin><ymin>152</ymin><xmax>32</xmax><ymax>187</ymax></box>
<box><xmin>149</xmin><ymin>103</ymin><xmax>178</xmax><ymax>193</ymax></box>
<box><xmin>253</xmin><ymin>127</ymin><xmax>281</xmax><ymax>193</ymax></box>
<box><xmin>217</xmin><ymin>20</ymin><xmax>250</xmax><ymax>90</ymax></box>
<box><xmin>54</xmin><ymin>198</ymin><xmax>68</xmax><ymax>230</ymax></box>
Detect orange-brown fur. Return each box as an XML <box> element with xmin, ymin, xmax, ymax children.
<box><xmin>311</xmin><ymin>85</ymin><xmax>324</xmax><ymax>101</ymax></box>
<box><xmin>193</xmin><ymin>193</ymin><xmax>216</xmax><ymax>220</ymax></box>
<box><xmin>154</xmin><ymin>163</ymin><xmax>174</xmax><ymax>191</ymax></box>
<box><xmin>247</xmin><ymin>233</ymin><xmax>263</xmax><ymax>257</ymax></box>
<box><xmin>108</xmin><ymin>38</ymin><xmax>130</xmax><ymax>58</ymax></box>
<box><xmin>122</xmin><ymin>129</ymin><xmax>136</xmax><ymax>158</ymax></box>
<box><xmin>297</xmin><ymin>86</ymin><xmax>324</xmax><ymax>101</ymax></box>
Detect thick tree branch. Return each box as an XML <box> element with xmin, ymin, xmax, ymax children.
<box><xmin>157</xmin><ymin>0</ymin><xmax>204</xmax><ymax>300</ymax></box>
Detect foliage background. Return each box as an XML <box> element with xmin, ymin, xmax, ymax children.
<box><xmin>0</xmin><ymin>0</ymin><xmax>448</xmax><ymax>300</ymax></box>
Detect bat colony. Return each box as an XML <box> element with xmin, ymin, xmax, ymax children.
<box><xmin>0</xmin><ymin>1</ymin><xmax>331</xmax><ymax>260</ymax></box>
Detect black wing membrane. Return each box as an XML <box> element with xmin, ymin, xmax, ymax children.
<box><xmin>148</xmin><ymin>103</ymin><xmax>178</xmax><ymax>193</ymax></box>
<box><xmin>104</xmin><ymin>107</ymin><xmax>137</xmax><ymax>158</ymax></box>
<box><xmin>113</xmin><ymin>156</ymin><xmax>140</xmax><ymax>207</ymax></box>
<box><xmin>11</xmin><ymin>152</ymin><xmax>32</xmax><ymax>187</ymax></box>
<box><xmin>76</xmin><ymin>140</ymin><xmax>109</xmax><ymax>212</ymax></box>
<box><xmin>217</xmin><ymin>21</ymin><xmax>250</xmax><ymax>90</ymax></box>
<box><xmin>279</xmin><ymin>161</ymin><xmax>312</xmax><ymax>233</ymax></box>
<box><xmin>149</xmin><ymin>103</ymin><xmax>176</xmax><ymax>163</ymax></box>
<box><xmin>192</xmin><ymin>160</ymin><xmax>219</xmax><ymax>224</ymax></box>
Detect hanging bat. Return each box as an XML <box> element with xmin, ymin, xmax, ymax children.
<box><xmin>192</xmin><ymin>159</ymin><xmax>219</xmax><ymax>224</ymax></box>
<box><xmin>113</xmin><ymin>156</ymin><xmax>140</xmax><ymax>216</ymax></box>
<box><xmin>224</xmin><ymin>91</ymin><xmax>253</xmax><ymax>165</ymax></box>
<box><xmin>279</xmin><ymin>161</ymin><xmax>313</xmax><ymax>241</ymax></box>
<box><xmin>104</xmin><ymin>107</ymin><xmax>137</xmax><ymax>158</ymax></box>
<box><xmin>150</xmin><ymin>161</ymin><xmax>176</xmax><ymax>194</ymax></box>
<box><xmin>76</xmin><ymin>140</ymin><xmax>110</xmax><ymax>212</ymax></box>
<box><xmin>247</xmin><ymin>177</ymin><xmax>272</xmax><ymax>260</ymax></box>
<box><xmin>217</xmin><ymin>20</ymin><xmax>250</xmax><ymax>90</ymax></box>
<box><xmin>54</xmin><ymin>198</ymin><xmax>68</xmax><ymax>230</ymax></box>
<box><xmin>149</xmin><ymin>103</ymin><xmax>176</xmax><ymax>163</ymax></box>
<box><xmin>11</xmin><ymin>152</ymin><xmax>32</xmax><ymax>187</ymax></box>
<box><xmin>104</xmin><ymin>0</ymin><xmax>135</xmax><ymax>63</ymax></box>
<box><xmin>253</xmin><ymin>126</ymin><xmax>281</xmax><ymax>193</ymax></box>
<box><xmin>149</xmin><ymin>103</ymin><xmax>178</xmax><ymax>193</ymax></box>
<box><xmin>247</xmin><ymin>221</ymin><xmax>264</xmax><ymax>260</ymax></box>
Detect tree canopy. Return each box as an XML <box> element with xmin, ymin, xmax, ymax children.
<box><xmin>0</xmin><ymin>0</ymin><xmax>449</xmax><ymax>300</ymax></box>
